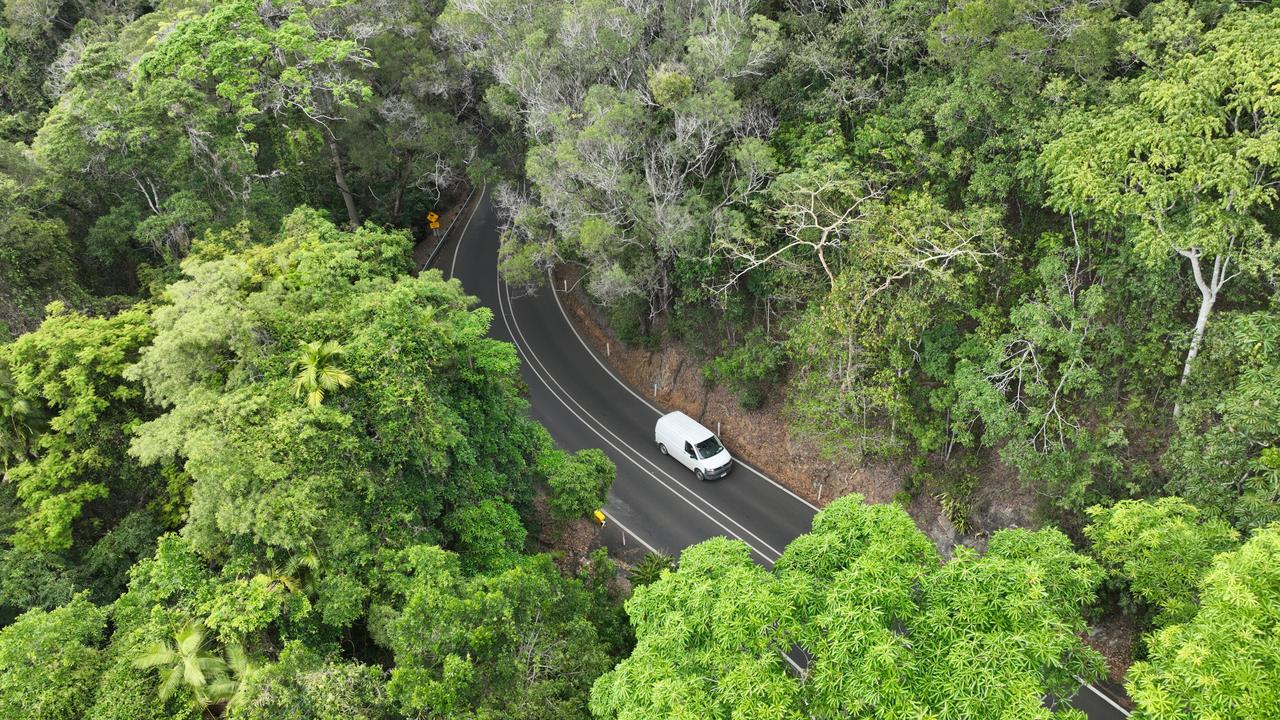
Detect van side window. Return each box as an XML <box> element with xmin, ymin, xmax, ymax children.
<box><xmin>684</xmin><ymin>441</ymin><xmax>694</xmax><ymax>456</ymax></box>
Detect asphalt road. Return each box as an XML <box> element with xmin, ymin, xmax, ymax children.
<box><xmin>441</xmin><ymin>189</ymin><xmax>1130</xmax><ymax>720</ymax></box>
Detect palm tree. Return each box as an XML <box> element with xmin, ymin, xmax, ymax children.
<box><xmin>0</xmin><ymin>362</ymin><xmax>46</xmax><ymax>473</ymax></box>
<box><xmin>207</xmin><ymin>641</ymin><xmax>256</xmax><ymax>710</ymax></box>
<box><xmin>629</xmin><ymin>552</ymin><xmax>676</xmax><ymax>587</ymax></box>
<box><xmin>133</xmin><ymin>620</ymin><xmax>229</xmax><ymax>706</ymax></box>
<box><xmin>290</xmin><ymin>340</ymin><xmax>354</xmax><ymax>408</ymax></box>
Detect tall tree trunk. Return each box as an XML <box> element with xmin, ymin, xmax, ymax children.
<box><xmin>325</xmin><ymin>131</ymin><xmax>360</xmax><ymax>230</ymax></box>
<box><xmin>1175</xmin><ymin>250</ymin><xmax>1232</xmax><ymax>417</ymax></box>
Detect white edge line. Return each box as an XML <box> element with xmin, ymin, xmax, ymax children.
<box><xmin>496</xmin><ymin>264</ymin><xmax>779</xmax><ymax>567</ymax></box>
<box><xmin>547</xmin><ymin>269</ymin><xmax>820</xmax><ymax>513</ymax></box>
<box><xmin>604</xmin><ymin>513</ymin><xmax>661</xmax><ymax>555</ymax></box>
<box><xmin>1075</xmin><ymin>675</ymin><xmax>1131</xmax><ymax>716</ymax></box>
<box><xmin>420</xmin><ymin>184</ymin><xmax>478</xmax><ymax>275</ymax></box>
<box><xmin>505</xmin><ymin>279</ymin><xmax>785</xmax><ymax>559</ymax></box>
<box><xmin>446</xmin><ymin>183</ymin><xmax>486</xmax><ymax>279</ymax></box>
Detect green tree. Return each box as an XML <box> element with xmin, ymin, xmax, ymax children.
<box><xmin>1085</xmin><ymin>497</ymin><xmax>1239</xmax><ymax>625</ymax></box>
<box><xmin>443</xmin><ymin>0</ymin><xmax>781</xmax><ymax>314</ymax></box>
<box><xmin>225</xmin><ymin>642</ymin><xmax>390</xmax><ymax>720</ymax></box>
<box><xmin>377</xmin><ymin>546</ymin><xmax>611</xmax><ymax>720</ymax></box>
<box><xmin>593</xmin><ymin>495</ymin><xmax>1104</xmax><ymax>719</ymax></box>
<box><xmin>540</xmin><ymin>447</ymin><xmax>616</xmax><ymax>520</ymax></box>
<box><xmin>952</xmin><ymin>250</ymin><xmax>1128</xmax><ymax>515</ymax></box>
<box><xmin>1126</xmin><ymin>524</ymin><xmax>1280</xmax><ymax>719</ymax></box>
<box><xmin>0</xmin><ymin>152</ymin><xmax>80</xmax><ymax>337</ymax></box>
<box><xmin>0</xmin><ymin>593</ymin><xmax>106</xmax><ymax>720</ymax></box>
<box><xmin>1</xmin><ymin>302</ymin><xmax>171</xmax><ymax>552</ymax></box>
<box><xmin>0</xmin><ymin>357</ymin><xmax>45</xmax><ymax>469</ymax></box>
<box><xmin>119</xmin><ymin>208</ymin><xmax>576</xmax><ymax>679</ymax></box>
<box><xmin>134</xmin><ymin>0</ymin><xmax>373</xmax><ymax>229</ymax></box>
<box><xmin>1041</xmin><ymin>8</ymin><xmax>1280</xmax><ymax>410</ymax></box>
<box><xmin>780</xmin><ymin>190</ymin><xmax>1005</xmax><ymax>460</ymax></box>
<box><xmin>590</xmin><ymin>536</ymin><xmax>800</xmax><ymax>719</ymax></box>
<box><xmin>1164</xmin><ymin>311</ymin><xmax>1280</xmax><ymax>529</ymax></box>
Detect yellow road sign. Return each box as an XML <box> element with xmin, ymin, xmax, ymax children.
<box><xmin>429</xmin><ymin>221</ymin><xmax>442</xmax><ymax>230</ymax></box>
<box><xmin>593</xmin><ymin>510</ymin><xmax>607</xmax><ymax>527</ymax></box>
<box><xmin>426</xmin><ymin>211</ymin><xmax>439</xmax><ymax>223</ymax></box>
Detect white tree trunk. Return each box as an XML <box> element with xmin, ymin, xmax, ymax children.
<box><xmin>1175</xmin><ymin>250</ymin><xmax>1232</xmax><ymax>417</ymax></box>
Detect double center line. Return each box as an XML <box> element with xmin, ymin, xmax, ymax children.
<box><xmin>495</xmin><ymin>267</ymin><xmax>786</xmax><ymax>566</ymax></box>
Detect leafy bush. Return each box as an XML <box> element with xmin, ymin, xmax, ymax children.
<box><xmin>540</xmin><ymin>448</ymin><xmax>616</xmax><ymax>521</ymax></box>
<box><xmin>629</xmin><ymin>553</ymin><xmax>676</xmax><ymax>587</ymax></box>
<box><xmin>1084</xmin><ymin>497</ymin><xmax>1239</xmax><ymax>626</ymax></box>
<box><xmin>0</xmin><ymin>594</ymin><xmax>107</xmax><ymax>720</ymax></box>
<box><xmin>703</xmin><ymin>329</ymin><xmax>786</xmax><ymax>410</ymax></box>
<box><xmin>933</xmin><ymin>459</ymin><xmax>978</xmax><ymax>535</ymax></box>
<box><xmin>603</xmin><ymin>294</ymin><xmax>652</xmax><ymax>349</ymax></box>
<box><xmin>667</xmin><ymin>303</ymin><xmax>722</xmax><ymax>359</ymax></box>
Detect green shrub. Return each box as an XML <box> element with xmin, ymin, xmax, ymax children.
<box><xmin>934</xmin><ymin>458</ymin><xmax>978</xmax><ymax>535</ymax></box>
<box><xmin>905</xmin><ymin>468</ymin><xmax>930</xmax><ymax>499</ymax></box>
<box><xmin>703</xmin><ymin>329</ymin><xmax>786</xmax><ymax>410</ymax></box>
<box><xmin>668</xmin><ymin>303</ymin><xmax>721</xmax><ymax>359</ymax></box>
<box><xmin>629</xmin><ymin>553</ymin><xmax>676</xmax><ymax>587</ymax></box>
<box><xmin>603</xmin><ymin>294</ymin><xmax>652</xmax><ymax>348</ymax></box>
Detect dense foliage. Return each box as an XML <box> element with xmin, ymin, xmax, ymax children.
<box><xmin>592</xmin><ymin>494</ymin><xmax>1106</xmax><ymax>719</ymax></box>
<box><xmin>3</xmin><ymin>0</ymin><xmax>1277</xmax><ymax>718</ymax></box>
<box><xmin>0</xmin><ymin>208</ymin><xmax>621</xmax><ymax>719</ymax></box>
<box><xmin>1122</xmin><ymin>525</ymin><xmax>1280</xmax><ymax>719</ymax></box>
<box><xmin>449</xmin><ymin>0</ymin><xmax>1280</xmax><ymax>534</ymax></box>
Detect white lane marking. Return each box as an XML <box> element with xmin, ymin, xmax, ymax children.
<box><xmin>605</xmin><ymin>512</ymin><xmax>662</xmax><ymax>555</ymax></box>
<box><xmin>447</xmin><ymin>184</ymin><xmax>486</xmax><ymax>279</ymax></box>
<box><xmin>495</xmin><ymin>267</ymin><xmax>780</xmax><ymax>566</ymax></box>
<box><xmin>1076</xmin><ymin>676</ymin><xmax>1131</xmax><ymax>716</ymax></box>
<box><xmin>503</xmin><ymin>278</ymin><xmax>785</xmax><ymax>561</ymax></box>
<box><xmin>546</xmin><ymin>270</ymin><xmax>820</xmax><ymax>513</ymax></box>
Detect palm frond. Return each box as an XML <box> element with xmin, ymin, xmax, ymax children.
<box><xmin>176</xmin><ymin>621</ymin><xmax>205</xmax><ymax>655</ymax></box>
<box><xmin>159</xmin><ymin>666</ymin><xmax>184</xmax><ymax>701</ymax></box>
<box><xmin>207</xmin><ymin>677</ymin><xmax>239</xmax><ymax>703</ymax></box>
<box><xmin>183</xmin><ymin>656</ymin><xmax>207</xmax><ymax>689</ymax></box>
<box><xmin>291</xmin><ymin>339</ymin><xmax>355</xmax><ymax>407</ymax></box>
<box><xmin>134</xmin><ymin>643</ymin><xmax>177</xmax><ymax>669</ymax></box>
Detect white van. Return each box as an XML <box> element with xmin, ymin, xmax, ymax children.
<box><xmin>654</xmin><ymin>411</ymin><xmax>734</xmax><ymax>481</ymax></box>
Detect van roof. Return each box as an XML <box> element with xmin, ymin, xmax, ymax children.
<box><xmin>657</xmin><ymin>411</ymin><xmax>714</xmax><ymax>441</ymax></box>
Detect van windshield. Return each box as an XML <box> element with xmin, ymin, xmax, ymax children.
<box><xmin>695</xmin><ymin>436</ymin><xmax>724</xmax><ymax>459</ymax></box>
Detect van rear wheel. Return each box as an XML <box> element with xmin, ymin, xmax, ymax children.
<box><xmin>695</xmin><ymin>469</ymin><xmax>705</xmax><ymax>481</ymax></box>
<box><xmin>658</xmin><ymin>443</ymin><xmax>668</xmax><ymax>455</ymax></box>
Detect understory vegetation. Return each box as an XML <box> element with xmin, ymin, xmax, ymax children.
<box><xmin>0</xmin><ymin>0</ymin><xmax>1276</xmax><ymax>718</ymax></box>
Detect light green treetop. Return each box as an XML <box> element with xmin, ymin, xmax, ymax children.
<box><xmin>1126</xmin><ymin>524</ymin><xmax>1280</xmax><ymax>719</ymax></box>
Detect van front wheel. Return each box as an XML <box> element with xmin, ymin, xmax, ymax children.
<box><xmin>695</xmin><ymin>469</ymin><xmax>705</xmax><ymax>481</ymax></box>
<box><xmin>658</xmin><ymin>443</ymin><xmax>668</xmax><ymax>456</ymax></box>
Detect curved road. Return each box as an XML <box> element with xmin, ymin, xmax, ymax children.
<box><xmin>441</xmin><ymin>190</ymin><xmax>1130</xmax><ymax>720</ymax></box>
